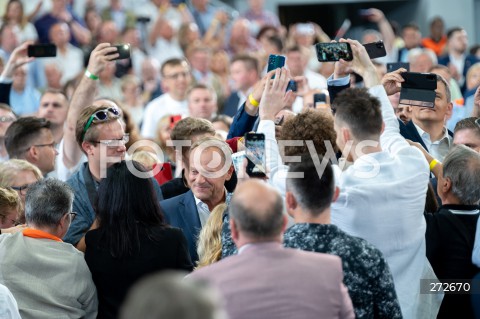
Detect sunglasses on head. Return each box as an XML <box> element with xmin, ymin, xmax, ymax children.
<box><xmin>82</xmin><ymin>107</ymin><xmax>120</xmax><ymax>141</ymax></box>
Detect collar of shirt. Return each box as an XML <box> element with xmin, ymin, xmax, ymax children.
<box><xmin>413</xmin><ymin>122</ymin><xmax>452</xmax><ymax>146</ymax></box>
<box><xmin>23</xmin><ymin>228</ymin><xmax>63</xmax><ymax>242</ymax></box>
<box><xmin>238</xmin><ymin>243</ymin><xmax>252</xmax><ymax>254</ymax></box>
<box><xmin>193</xmin><ymin>188</ymin><xmax>232</xmax><ymax>208</ymax></box>
<box><xmin>194</xmin><ymin>188</ymin><xmax>232</xmax><ymax>226</ymax></box>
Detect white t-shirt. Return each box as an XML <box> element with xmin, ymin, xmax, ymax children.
<box><xmin>141</xmin><ymin>93</ymin><xmax>189</xmax><ymax>138</ymax></box>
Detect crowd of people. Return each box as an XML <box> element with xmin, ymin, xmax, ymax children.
<box><xmin>0</xmin><ymin>0</ymin><xmax>480</xmax><ymax>318</ymax></box>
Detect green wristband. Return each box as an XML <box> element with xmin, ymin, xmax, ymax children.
<box><xmin>85</xmin><ymin>69</ymin><xmax>99</xmax><ymax>80</ymax></box>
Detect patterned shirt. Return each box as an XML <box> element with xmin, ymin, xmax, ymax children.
<box><xmin>284</xmin><ymin>223</ymin><xmax>402</xmax><ymax>319</ymax></box>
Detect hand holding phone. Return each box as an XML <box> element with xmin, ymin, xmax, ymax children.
<box><xmin>107</xmin><ymin>44</ymin><xmax>131</xmax><ymax>60</ymax></box>
<box><xmin>267</xmin><ymin>54</ymin><xmax>286</xmax><ymax>78</ymax></box>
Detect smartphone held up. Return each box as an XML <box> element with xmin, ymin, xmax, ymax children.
<box><xmin>27</xmin><ymin>44</ymin><xmax>57</xmax><ymax>58</ymax></box>
<box><xmin>315</xmin><ymin>43</ymin><xmax>353</xmax><ymax>62</ymax></box>
<box><xmin>244</xmin><ymin>132</ymin><xmax>266</xmax><ymax>178</ymax></box>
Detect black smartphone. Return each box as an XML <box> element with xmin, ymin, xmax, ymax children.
<box><xmin>107</xmin><ymin>44</ymin><xmax>131</xmax><ymax>60</ymax></box>
<box><xmin>400</xmin><ymin>72</ymin><xmax>437</xmax><ymax>108</ymax></box>
<box><xmin>245</xmin><ymin>132</ymin><xmax>266</xmax><ymax>177</ymax></box>
<box><xmin>286</xmin><ymin>80</ymin><xmax>297</xmax><ymax>92</ymax></box>
<box><xmin>363</xmin><ymin>41</ymin><xmax>386</xmax><ymax>59</ymax></box>
<box><xmin>313</xmin><ymin>93</ymin><xmax>328</xmax><ymax>108</ymax></box>
<box><xmin>267</xmin><ymin>54</ymin><xmax>286</xmax><ymax>78</ymax></box>
<box><xmin>315</xmin><ymin>43</ymin><xmax>353</xmax><ymax>62</ymax></box>
<box><xmin>27</xmin><ymin>44</ymin><xmax>57</xmax><ymax>58</ymax></box>
<box><xmin>387</xmin><ymin>62</ymin><xmax>410</xmax><ymax>72</ymax></box>
<box><xmin>136</xmin><ymin>16</ymin><xmax>151</xmax><ymax>23</ymax></box>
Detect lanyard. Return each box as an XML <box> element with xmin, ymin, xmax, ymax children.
<box><xmin>82</xmin><ymin>164</ymin><xmax>98</xmax><ymax>212</ymax></box>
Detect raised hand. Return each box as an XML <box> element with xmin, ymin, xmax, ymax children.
<box><xmin>381</xmin><ymin>68</ymin><xmax>407</xmax><ymax>96</ymax></box>
<box><xmin>86</xmin><ymin>43</ymin><xmax>119</xmax><ymax>76</ymax></box>
<box><xmin>1</xmin><ymin>41</ymin><xmax>35</xmax><ymax>79</ymax></box>
<box><xmin>259</xmin><ymin>68</ymin><xmax>292</xmax><ymax>121</ymax></box>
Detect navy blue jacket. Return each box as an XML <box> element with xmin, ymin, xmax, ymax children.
<box><xmin>160</xmin><ymin>190</ymin><xmax>201</xmax><ymax>263</ymax></box>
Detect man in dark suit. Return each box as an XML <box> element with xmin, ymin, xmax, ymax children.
<box><xmin>190</xmin><ymin>179</ymin><xmax>354</xmax><ymax>319</ymax></box>
<box><xmin>384</xmin><ymin>71</ymin><xmax>454</xmax><ymax>161</ymax></box>
<box><xmin>222</xmin><ymin>55</ymin><xmax>259</xmax><ymax>117</ymax></box>
<box><xmin>438</xmin><ymin>27</ymin><xmax>479</xmax><ymax>90</ymax></box>
<box><xmin>160</xmin><ymin>136</ymin><xmax>234</xmax><ymax>262</ymax></box>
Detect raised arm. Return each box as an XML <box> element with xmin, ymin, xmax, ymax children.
<box><xmin>366</xmin><ymin>8</ymin><xmax>395</xmax><ymax>55</ymax></box>
<box><xmin>226</xmin><ymin>71</ymin><xmax>274</xmax><ymax>139</ymax></box>
<box><xmin>0</xmin><ymin>41</ymin><xmax>34</xmax><ymax>105</ymax></box>
<box><xmin>62</xmin><ymin>43</ymin><xmax>119</xmax><ymax>168</ymax></box>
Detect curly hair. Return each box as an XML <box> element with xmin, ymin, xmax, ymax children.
<box><xmin>279</xmin><ymin>109</ymin><xmax>337</xmax><ymax>157</ymax></box>
<box><xmin>196</xmin><ymin>203</ymin><xmax>227</xmax><ymax>269</ymax></box>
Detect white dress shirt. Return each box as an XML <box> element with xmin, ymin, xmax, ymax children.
<box><xmin>258</xmin><ymin>84</ymin><xmax>441</xmax><ymax>318</ymax></box>
<box><xmin>413</xmin><ymin>123</ymin><xmax>452</xmax><ymax>162</ymax></box>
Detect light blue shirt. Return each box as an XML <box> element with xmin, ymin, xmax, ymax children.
<box><xmin>9</xmin><ymin>86</ymin><xmax>41</xmax><ymax>116</ymax></box>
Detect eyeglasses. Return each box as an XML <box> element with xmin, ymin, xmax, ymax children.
<box><xmin>0</xmin><ymin>116</ymin><xmax>15</xmax><ymax>123</ymax></box>
<box><xmin>90</xmin><ymin>134</ymin><xmax>130</xmax><ymax>147</ymax></box>
<box><xmin>11</xmin><ymin>184</ymin><xmax>32</xmax><ymax>195</ymax></box>
<box><xmin>475</xmin><ymin>118</ymin><xmax>480</xmax><ymax>128</ymax></box>
<box><xmin>63</xmin><ymin>211</ymin><xmax>77</xmax><ymax>222</ymax></box>
<box><xmin>31</xmin><ymin>142</ymin><xmax>57</xmax><ymax>149</ymax></box>
<box><xmin>69</xmin><ymin>212</ymin><xmax>77</xmax><ymax>221</ymax></box>
<box><xmin>163</xmin><ymin>71</ymin><xmax>190</xmax><ymax>80</ymax></box>
<box><xmin>82</xmin><ymin>107</ymin><xmax>121</xmax><ymax>141</ymax></box>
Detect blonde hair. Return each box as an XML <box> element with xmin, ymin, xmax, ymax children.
<box><xmin>196</xmin><ymin>203</ymin><xmax>227</xmax><ymax>269</ymax></box>
<box><xmin>0</xmin><ymin>159</ymin><xmax>43</xmax><ymax>187</ymax></box>
<box><xmin>466</xmin><ymin>62</ymin><xmax>480</xmax><ymax>90</ymax></box>
<box><xmin>131</xmin><ymin>151</ymin><xmax>159</xmax><ymax>171</ymax></box>
<box><xmin>0</xmin><ymin>187</ymin><xmax>22</xmax><ymax>220</ymax></box>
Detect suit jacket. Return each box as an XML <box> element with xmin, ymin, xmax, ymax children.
<box><xmin>226</xmin><ymin>102</ymin><xmax>258</xmax><ymax>139</ymax></box>
<box><xmin>159</xmin><ymin>190</ymin><xmax>201</xmax><ymax>262</ymax></box>
<box><xmin>438</xmin><ymin>54</ymin><xmax>479</xmax><ymax>87</ymax></box>
<box><xmin>223</xmin><ymin>92</ymin><xmax>241</xmax><ymax>117</ymax></box>
<box><xmin>190</xmin><ymin>242</ymin><xmax>354</xmax><ymax>319</ymax></box>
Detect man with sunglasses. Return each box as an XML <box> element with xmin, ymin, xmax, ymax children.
<box><xmin>63</xmin><ymin>104</ymin><xmax>163</xmax><ymax>251</ymax></box>
<box><xmin>0</xmin><ymin>178</ymin><xmax>98</xmax><ymax>318</ymax></box>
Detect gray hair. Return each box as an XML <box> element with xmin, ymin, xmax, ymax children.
<box><xmin>120</xmin><ymin>271</ymin><xmax>226</xmax><ymax>319</ymax></box>
<box><xmin>443</xmin><ymin>145</ymin><xmax>480</xmax><ymax>205</ymax></box>
<box><xmin>25</xmin><ymin>178</ymin><xmax>74</xmax><ymax>227</ymax></box>
<box><xmin>408</xmin><ymin>48</ymin><xmax>438</xmax><ymax>66</ymax></box>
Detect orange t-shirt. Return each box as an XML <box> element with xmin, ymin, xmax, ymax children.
<box><xmin>422</xmin><ymin>36</ymin><xmax>447</xmax><ymax>56</ymax></box>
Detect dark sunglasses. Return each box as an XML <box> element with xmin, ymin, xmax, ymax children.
<box><xmin>81</xmin><ymin>107</ymin><xmax>120</xmax><ymax>141</ymax></box>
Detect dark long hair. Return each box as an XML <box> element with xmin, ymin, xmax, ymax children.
<box><xmin>96</xmin><ymin>160</ymin><xmax>166</xmax><ymax>258</ymax></box>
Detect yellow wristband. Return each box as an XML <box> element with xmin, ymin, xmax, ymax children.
<box><xmin>429</xmin><ymin>159</ymin><xmax>439</xmax><ymax>171</ymax></box>
<box><xmin>248</xmin><ymin>93</ymin><xmax>259</xmax><ymax>107</ymax></box>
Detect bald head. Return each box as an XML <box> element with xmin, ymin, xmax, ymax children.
<box><xmin>230</xmin><ymin>180</ymin><xmax>285</xmax><ymax>240</ymax></box>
